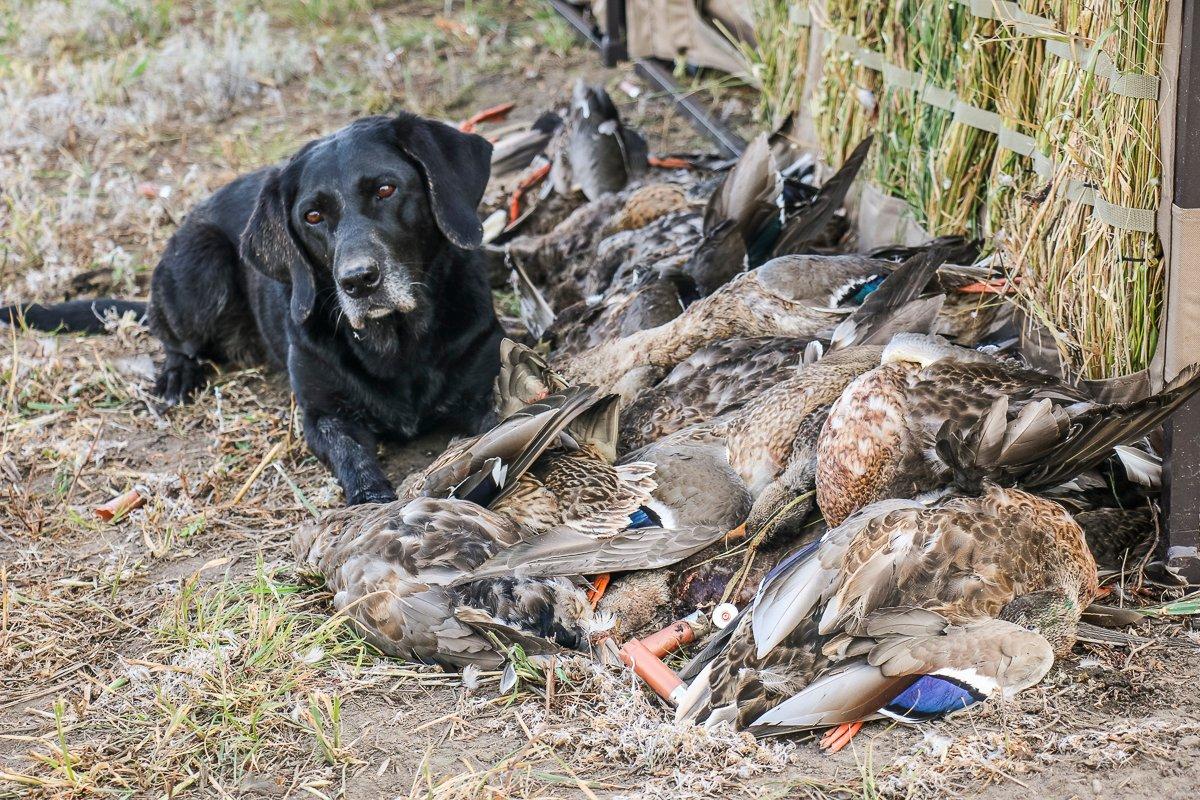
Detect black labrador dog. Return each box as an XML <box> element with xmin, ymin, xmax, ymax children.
<box><xmin>3</xmin><ymin>114</ymin><xmax>503</xmax><ymax>505</ymax></box>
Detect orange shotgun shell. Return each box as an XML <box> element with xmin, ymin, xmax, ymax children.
<box><xmin>639</xmin><ymin>619</ymin><xmax>697</xmax><ymax>658</ymax></box>
<box><xmin>619</xmin><ymin>639</ymin><xmax>686</xmax><ymax>705</ymax></box>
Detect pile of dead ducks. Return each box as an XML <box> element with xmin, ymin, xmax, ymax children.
<box><xmin>296</xmin><ymin>82</ymin><xmax>1200</xmax><ymax>750</ymax></box>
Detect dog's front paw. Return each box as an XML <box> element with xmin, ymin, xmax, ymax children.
<box><xmin>346</xmin><ymin>485</ymin><xmax>398</xmax><ymax>506</ymax></box>
<box><xmin>155</xmin><ymin>354</ymin><xmax>211</xmax><ymax>406</ymax></box>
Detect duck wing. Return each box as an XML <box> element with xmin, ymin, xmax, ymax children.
<box><xmin>703</xmin><ymin>132</ymin><xmax>780</xmax><ymax>247</ymax></box>
<box><xmin>748</xmin><ymin>613</ymin><xmax>1053</xmax><ymax>736</ymax></box>
<box><xmin>461</xmin><ymin>522</ymin><xmax>726</xmax><ymax>581</ymax></box>
<box><xmin>412</xmin><ymin>386</ymin><xmax>598</xmax><ymax>502</ymax></box>
<box><xmin>769</xmin><ymin>135</ymin><xmax>872</xmax><ymax>260</ymax></box>
<box><xmin>937</xmin><ymin>367</ymin><xmax>1200</xmax><ymax>493</ymax></box>
<box><xmin>829</xmin><ymin>244</ymin><xmax>952</xmax><ymax>349</ymax></box>
<box><xmin>751</xmin><ymin>499</ymin><xmax>924</xmax><ymax>657</ymax></box>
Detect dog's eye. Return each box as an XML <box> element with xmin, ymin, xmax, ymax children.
<box><xmin>376</xmin><ymin>184</ymin><xmax>396</xmax><ymax>199</ymax></box>
<box><xmin>304</xmin><ymin>210</ymin><xmax>323</xmax><ymax>225</ymax></box>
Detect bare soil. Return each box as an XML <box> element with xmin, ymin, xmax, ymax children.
<box><xmin>2</xmin><ymin>2</ymin><xmax>1199</xmax><ymax>798</ymax></box>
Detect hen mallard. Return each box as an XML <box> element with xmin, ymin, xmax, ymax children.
<box><xmin>300</xmin><ymin>345</ymin><xmax>753</xmax><ymax>663</ymax></box>
<box><xmin>815</xmin><ymin>333</ymin><xmax>1200</xmax><ymax>526</ymax></box>
<box><xmin>614</xmin><ymin>244</ymin><xmax>964</xmax><ymax>451</ymax></box>
<box><xmin>556</xmin><ymin>253</ymin><xmax>902</xmax><ymax>403</ymax></box>
<box><xmin>676</xmin><ymin>486</ymin><xmax>1098</xmax><ymax>745</ymax></box>
<box><xmin>550</xmin><ymin>80</ymin><xmax>648</xmax><ymax>202</ymax></box>
<box><xmin>618</xmin><ymin>336</ymin><xmax>821</xmax><ymax>452</ymax></box>
<box><xmin>295</xmin><ymin>497</ymin><xmax>598</xmax><ymax>667</ymax></box>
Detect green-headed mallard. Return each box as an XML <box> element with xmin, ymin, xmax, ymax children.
<box><xmin>676</xmin><ymin>486</ymin><xmax>1098</xmax><ymax>744</ymax></box>
<box><xmin>815</xmin><ymin>333</ymin><xmax>1200</xmax><ymax>526</ymax></box>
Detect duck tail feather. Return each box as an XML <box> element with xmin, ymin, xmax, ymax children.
<box><xmin>508</xmin><ymin>251</ymin><xmax>556</xmax><ymax>339</ymax></box>
<box><xmin>747</xmin><ymin>662</ymin><xmax>898</xmax><ymax>736</ymax></box>
<box><xmin>565</xmin><ymin>393</ymin><xmax>622</xmax><ymax>462</ymax></box>
<box><xmin>938</xmin><ymin>367</ymin><xmax>1200</xmax><ymax>492</ymax></box>
<box><xmin>675</xmin><ymin>662</ymin><xmax>717</xmax><ymax>724</ymax></box>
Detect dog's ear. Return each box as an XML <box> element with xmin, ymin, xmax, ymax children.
<box><xmin>392</xmin><ymin>113</ymin><xmax>493</xmax><ymax>250</ymax></box>
<box><xmin>240</xmin><ymin>168</ymin><xmax>316</xmax><ymax>325</ymax></box>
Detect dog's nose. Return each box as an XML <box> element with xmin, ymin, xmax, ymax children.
<box><xmin>338</xmin><ymin>262</ymin><xmax>382</xmax><ymax>298</ymax></box>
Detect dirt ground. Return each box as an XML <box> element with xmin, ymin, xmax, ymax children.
<box><xmin>2</xmin><ymin>2</ymin><xmax>1200</xmax><ymax>798</ymax></box>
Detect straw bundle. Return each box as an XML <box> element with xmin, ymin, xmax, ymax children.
<box><xmin>870</xmin><ymin>0</ymin><xmax>920</xmax><ymax>196</ymax></box>
<box><xmin>811</xmin><ymin>0</ymin><xmax>886</xmax><ymax>166</ymax></box>
<box><xmin>1006</xmin><ymin>0</ymin><xmax>1167</xmax><ymax>379</ymax></box>
<box><xmin>983</xmin><ymin>27</ymin><xmax>1046</xmax><ymax>241</ymax></box>
<box><xmin>922</xmin><ymin>14</ymin><xmax>1002</xmax><ymax>235</ymax></box>
<box><xmin>730</xmin><ymin>0</ymin><xmax>813</xmax><ymax>131</ymax></box>
<box><xmin>902</xmin><ymin>2</ymin><xmax>968</xmax><ymax>232</ymax></box>
<box><xmin>782</xmin><ymin>0</ymin><xmax>1168</xmax><ymax>378</ymax></box>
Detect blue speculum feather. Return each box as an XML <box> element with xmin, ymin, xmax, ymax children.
<box><xmin>884</xmin><ymin>675</ymin><xmax>986</xmax><ymax>721</ymax></box>
<box><xmin>849</xmin><ymin>275</ymin><xmax>886</xmax><ymax>304</ymax></box>
<box><xmin>627</xmin><ymin>506</ymin><xmax>661</xmax><ymax>529</ymax></box>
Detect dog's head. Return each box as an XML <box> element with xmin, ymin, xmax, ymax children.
<box><xmin>239</xmin><ymin>114</ymin><xmax>492</xmax><ymax>329</ymax></box>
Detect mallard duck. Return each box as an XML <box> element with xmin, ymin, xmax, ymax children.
<box><xmin>816</xmin><ymin>334</ymin><xmax>1200</xmax><ymax>528</ymax></box>
<box><xmin>676</xmin><ymin>486</ymin><xmax>1098</xmax><ymax>744</ymax></box>
<box><xmin>618</xmin><ymin>336</ymin><xmax>820</xmax><ymax>452</ymax></box>
<box><xmin>615</xmin><ymin>242</ymin><xmax>967</xmax><ymax>451</ymax></box>
<box><xmin>507</xmin><ymin>188</ymin><xmax>700</xmax><ymax>318</ymax></box>
<box><xmin>556</xmin><ymin>253</ymin><xmax>900</xmax><ymax>402</ymax></box>
<box><xmin>467</xmin><ymin>422</ymin><xmax>751</xmax><ymax>598</ymax></box>
<box><xmin>302</xmin><ymin>344</ymin><xmax>752</xmax><ymax>663</ymax></box>
<box><xmin>511</xmin><ymin>134</ymin><xmax>865</xmax><ymax>345</ymax></box>
<box><xmin>544</xmin><ymin>263</ymin><xmax>692</xmax><ymax>359</ymax></box>
<box><xmin>550</xmin><ymin>80</ymin><xmax>648</xmax><ymax>202</ymax></box>
<box><xmin>295</xmin><ymin>497</ymin><xmax>597</xmax><ymax>667</ymax></box>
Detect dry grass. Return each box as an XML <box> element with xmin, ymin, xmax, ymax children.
<box><xmin>1</xmin><ymin>2</ymin><xmax>1198</xmax><ymax>799</ymax></box>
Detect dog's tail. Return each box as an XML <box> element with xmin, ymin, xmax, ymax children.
<box><xmin>0</xmin><ymin>299</ymin><xmax>148</xmax><ymax>334</ymax></box>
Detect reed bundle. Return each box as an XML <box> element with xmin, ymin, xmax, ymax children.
<box><xmin>811</xmin><ymin>0</ymin><xmax>886</xmax><ymax>166</ymax></box>
<box><xmin>1005</xmin><ymin>0</ymin><xmax>1167</xmax><ymax>378</ymax></box>
<box><xmin>730</xmin><ymin>0</ymin><xmax>813</xmax><ymax>131</ymax></box>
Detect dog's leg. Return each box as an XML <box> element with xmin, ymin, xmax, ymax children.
<box><xmin>155</xmin><ymin>350</ymin><xmax>213</xmax><ymax>405</ymax></box>
<box><xmin>148</xmin><ymin>223</ymin><xmax>261</xmax><ymax>404</ymax></box>
<box><xmin>304</xmin><ymin>414</ymin><xmax>397</xmax><ymax>506</ymax></box>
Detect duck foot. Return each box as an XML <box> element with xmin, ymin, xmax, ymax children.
<box><xmin>724</xmin><ymin>522</ymin><xmax>747</xmax><ymax>544</ymax></box>
<box><xmin>459</xmin><ymin>101</ymin><xmax>515</xmax><ymax>133</ymax></box>
<box><xmin>648</xmin><ymin>155</ymin><xmax>696</xmax><ymax>170</ymax></box>
<box><xmin>819</xmin><ymin>721</ymin><xmax>863</xmax><ymax>754</ymax></box>
<box><xmin>508</xmin><ymin>162</ymin><xmax>551</xmax><ymax>222</ymax></box>
<box><xmin>587</xmin><ymin>573</ymin><xmax>611</xmax><ymax>608</ymax></box>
